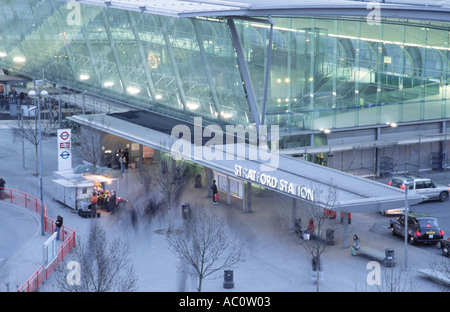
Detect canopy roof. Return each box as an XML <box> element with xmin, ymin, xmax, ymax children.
<box><xmin>75</xmin><ymin>0</ymin><xmax>450</xmax><ymax>22</ymax></box>
<box><xmin>70</xmin><ymin>111</ymin><xmax>426</xmax><ymax>213</ymax></box>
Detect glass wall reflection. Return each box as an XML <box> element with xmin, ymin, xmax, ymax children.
<box><xmin>0</xmin><ymin>0</ymin><xmax>449</xmax><ymax>139</ymax></box>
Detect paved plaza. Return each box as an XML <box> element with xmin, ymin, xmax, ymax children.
<box><xmin>0</xmin><ymin>123</ymin><xmax>449</xmax><ymax>292</ymax></box>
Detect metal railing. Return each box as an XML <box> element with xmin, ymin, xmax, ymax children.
<box><xmin>0</xmin><ymin>187</ymin><xmax>76</xmax><ymax>292</ymax></box>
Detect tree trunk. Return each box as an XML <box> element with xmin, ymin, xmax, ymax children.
<box><xmin>316</xmin><ymin>256</ymin><xmax>320</xmax><ymax>292</ymax></box>
<box><xmin>167</xmin><ymin>197</ymin><xmax>172</xmax><ymax>232</ymax></box>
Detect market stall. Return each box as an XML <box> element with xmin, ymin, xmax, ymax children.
<box><xmin>52</xmin><ymin>170</ymin><xmax>94</xmax><ymax>210</ymax></box>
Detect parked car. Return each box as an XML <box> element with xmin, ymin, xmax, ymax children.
<box><xmin>388</xmin><ymin>212</ymin><xmax>444</xmax><ymax>245</ymax></box>
<box><xmin>440</xmin><ymin>238</ymin><xmax>450</xmax><ymax>257</ymax></box>
<box><xmin>387</xmin><ymin>175</ymin><xmax>450</xmax><ymax>202</ymax></box>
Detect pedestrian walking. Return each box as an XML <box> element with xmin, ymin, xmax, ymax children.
<box><xmin>119</xmin><ymin>153</ymin><xmax>125</xmax><ymax>174</ymax></box>
<box><xmin>211</xmin><ymin>179</ymin><xmax>218</xmax><ymax>205</ymax></box>
<box><xmin>109</xmin><ymin>190</ymin><xmax>117</xmax><ymax>214</ymax></box>
<box><xmin>0</xmin><ymin>176</ymin><xmax>5</xmax><ymax>200</ymax></box>
<box><xmin>55</xmin><ymin>215</ymin><xmax>63</xmax><ymax>240</ymax></box>
<box><xmin>89</xmin><ymin>192</ymin><xmax>98</xmax><ymax>217</ymax></box>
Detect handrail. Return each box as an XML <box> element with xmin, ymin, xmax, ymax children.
<box><xmin>0</xmin><ymin>187</ymin><xmax>76</xmax><ymax>292</ymax></box>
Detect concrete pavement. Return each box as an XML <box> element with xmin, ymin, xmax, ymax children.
<box><xmin>0</xmin><ymin>125</ymin><xmax>449</xmax><ymax>292</ymax></box>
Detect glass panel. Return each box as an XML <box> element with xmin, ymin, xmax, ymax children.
<box><xmin>1</xmin><ymin>1</ymin><xmax>450</xmax><ymax>139</ymax></box>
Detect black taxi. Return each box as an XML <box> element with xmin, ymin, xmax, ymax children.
<box><xmin>389</xmin><ymin>212</ymin><xmax>444</xmax><ymax>245</ymax></box>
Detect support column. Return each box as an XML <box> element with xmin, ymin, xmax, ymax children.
<box><xmin>375</xmin><ymin>127</ymin><xmax>381</xmax><ymax>177</ymax></box>
<box><xmin>101</xmin><ymin>9</ymin><xmax>127</xmax><ymax>94</ymax></box>
<box><xmin>192</xmin><ymin>19</ymin><xmax>223</xmax><ymax>126</ymax></box>
<box><xmin>441</xmin><ymin>121</ymin><xmax>447</xmax><ymax>170</ymax></box>
<box><xmin>128</xmin><ymin>11</ymin><xmax>157</xmax><ymax>102</ymax></box>
<box><xmin>245</xmin><ymin>181</ymin><xmax>252</xmax><ymax>213</ymax></box>
<box><xmin>227</xmin><ymin>18</ymin><xmax>260</xmax><ymax>130</ymax></box>
<box><xmin>206</xmin><ymin>168</ymin><xmax>212</xmax><ymax>197</ymax></box>
<box><xmin>227</xmin><ymin>177</ymin><xmax>231</xmax><ymax>205</ymax></box>
<box><xmin>292</xmin><ymin>197</ymin><xmax>297</xmax><ymax>219</ymax></box>
<box><xmin>158</xmin><ymin>16</ymin><xmax>187</xmax><ymax>111</ymax></box>
<box><xmin>343</xmin><ymin>212</ymin><xmax>349</xmax><ymax>248</ymax></box>
<box><xmin>139</xmin><ymin>144</ymin><xmax>143</xmax><ymax>172</ymax></box>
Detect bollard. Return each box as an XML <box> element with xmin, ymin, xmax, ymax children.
<box><xmin>181</xmin><ymin>203</ymin><xmax>191</xmax><ymax>220</ymax></box>
<box><xmin>384</xmin><ymin>248</ymin><xmax>395</xmax><ymax>267</ymax></box>
<box><xmin>223</xmin><ymin>270</ymin><xmax>234</xmax><ymax>289</ymax></box>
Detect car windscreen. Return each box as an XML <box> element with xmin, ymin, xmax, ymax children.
<box><xmin>417</xmin><ymin>218</ymin><xmax>439</xmax><ymax>228</ymax></box>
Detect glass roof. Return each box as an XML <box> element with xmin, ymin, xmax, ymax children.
<box><xmin>78</xmin><ymin>0</ymin><xmax>252</xmax><ymax>16</ymax></box>
<box><xmin>76</xmin><ymin>0</ymin><xmax>450</xmax><ymax>22</ymax></box>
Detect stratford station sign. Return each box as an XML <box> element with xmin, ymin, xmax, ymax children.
<box><xmin>234</xmin><ymin>164</ymin><xmax>314</xmax><ymax>201</ymax></box>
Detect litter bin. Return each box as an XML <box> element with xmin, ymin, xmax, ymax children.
<box><xmin>181</xmin><ymin>203</ymin><xmax>191</xmax><ymax>220</ymax></box>
<box><xmin>223</xmin><ymin>270</ymin><xmax>234</xmax><ymax>289</ymax></box>
<box><xmin>384</xmin><ymin>248</ymin><xmax>395</xmax><ymax>267</ymax></box>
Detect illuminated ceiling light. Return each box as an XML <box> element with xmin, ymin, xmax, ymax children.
<box><xmin>324</xmin><ymin>129</ymin><xmax>331</xmax><ymax>134</ymax></box>
<box><xmin>277</xmin><ymin>78</ymin><xmax>282</xmax><ymax>83</ymax></box>
<box><xmin>0</xmin><ymin>52</ymin><xmax>7</xmax><ymax>58</ymax></box>
<box><xmin>155</xmin><ymin>94</ymin><xmax>163</xmax><ymax>100</ymax></box>
<box><xmin>104</xmin><ymin>81</ymin><xmax>114</xmax><ymax>87</ymax></box>
<box><xmin>80</xmin><ymin>74</ymin><xmax>90</xmax><ymax>81</ymax></box>
<box><xmin>127</xmin><ymin>86</ymin><xmax>140</xmax><ymax>95</ymax></box>
<box><xmin>186</xmin><ymin>102</ymin><xmax>199</xmax><ymax>110</ymax></box>
<box><xmin>390</xmin><ymin>122</ymin><xmax>398</xmax><ymax>128</ymax></box>
<box><xmin>13</xmin><ymin>56</ymin><xmax>26</xmax><ymax>63</ymax></box>
<box><xmin>220</xmin><ymin>112</ymin><xmax>232</xmax><ymax>119</ymax></box>
<box><xmin>285</xmin><ymin>78</ymin><xmax>290</xmax><ymax>83</ymax></box>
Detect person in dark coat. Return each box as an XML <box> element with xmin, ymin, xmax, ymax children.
<box><xmin>109</xmin><ymin>190</ymin><xmax>117</xmax><ymax>214</ymax></box>
<box><xmin>55</xmin><ymin>215</ymin><xmax>63</xmax><ymax>240</ymax></box>
<box><xmin>211</xmin><ymin>180</ymin><xmax>218</xmax><ymax>205</ymax></box>
<box><xmin>0</xmin><ymin>176</ymin><xmax>5</xmax><ymax>200</ymax></box>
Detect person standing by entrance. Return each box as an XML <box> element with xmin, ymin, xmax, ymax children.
<box><xmin>211</xmin><ymin>180</ymin><xmax>218</xmax><ymax>205</ymax></box>
<box><xmin>0</xmin><ymin>176</ymin><xmax>5</xmax><ymax>200</ymax></box>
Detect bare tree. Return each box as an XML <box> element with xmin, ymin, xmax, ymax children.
<box><xmin>56</xmin><ymin>222</ymin><xmax>138</xmax><ymax>292</ymax></box>
<box><xmin>153</xmin><ymin>152</ymin><xmax>188</xmax><ymax>232</ymax></box>
<box><xmin>167</xmin><ymin>208</ymin><xmax>245</xmax><ymax>292</ymax></box>
<box><xmin>296</xmin><ymin>185</ymin><xmax>340</xmax><ymax>292</ymax></box>
<box><xmin>11</xmin><ymin>115</ymin><xmax>52</xmax><ymax>175</ymax></box>
<box><xmin>426</xmin><ymin>253</ymin><xmax>450</xmax><ymax>291</ymax></box>
<box><xmin>353</xmin><ymin>264</ymin><xmax>417</xmax><ymax>292</ymax></box>
<box><xmin>73</xmin><ymin>126</ymin><xmax>105</xmax><ymax>168</ymax></box>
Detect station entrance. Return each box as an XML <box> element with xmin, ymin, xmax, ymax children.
<box><xmin>70</xmin><ymin>111</ymin><xmax>426</xmax><ymax>247</ymax></box>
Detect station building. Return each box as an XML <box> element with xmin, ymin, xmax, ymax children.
<box><xmin>1</xmin><ymin>0</ymin><xmax>447</xmax><ymax>233</ymax></box>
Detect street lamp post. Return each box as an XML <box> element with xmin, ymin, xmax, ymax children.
<box><xmin>28</xmin><ymin>81</ymin><xmax>48</xmax><ymax>236</ymax></box>
<box><xmin>403</xmin><ymin>181</ymin><xmax>410</xmax><ymax>271</ymax></box>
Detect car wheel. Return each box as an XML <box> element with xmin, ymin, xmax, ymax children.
<box><xmin>443</xmin><ymin>246</ymin><xmax>449</xmax><ymax>257</ymax></box>
<box><xmin>408</xmin><ymin>235</ymin><xmax>416</xmax><ymax>245</ymax></box>
<box><xmin>390</xmin><ymin>226</ymin><xmax>396</xmax><ymax>235</ymax></box>
<box><xmin>439</xmin><ymin>192</ymin><xmax>449</xmax><ymax>202</ymax></box>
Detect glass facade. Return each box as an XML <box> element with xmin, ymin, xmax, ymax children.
<box><xmin>1</xmin><ymin>1</ymin><xmax>449</xmax><ymax>145</ymax></box>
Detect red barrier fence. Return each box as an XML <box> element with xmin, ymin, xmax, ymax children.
<box><xmin>0</xmin><ymin>187</ymin><xmax>76</xmax><ymax>292</ymax></box>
